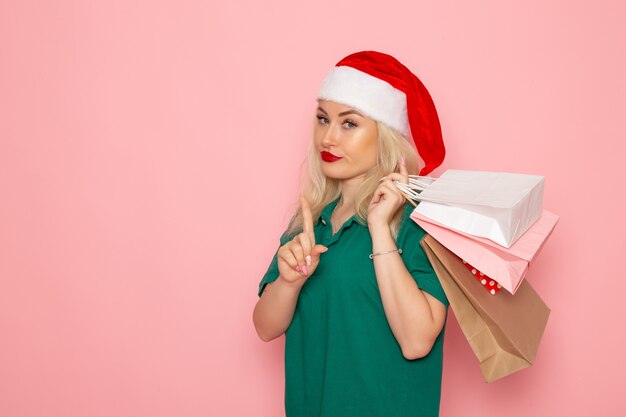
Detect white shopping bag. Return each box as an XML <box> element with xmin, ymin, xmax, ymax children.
<box><xmin>395</xmin><ymin>169</ymin><xmax>544</xmax><ymax>248</ymax></box>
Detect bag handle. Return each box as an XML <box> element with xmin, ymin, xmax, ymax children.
<box><xmin>393</xmin><ymin>174</ymin><xmax>471</xmax><ymax>206</ymax></box>
<box><xmin>392</xmin><ymin>174</ymin><xmax>438</xmax><ymax>207</ymax></box>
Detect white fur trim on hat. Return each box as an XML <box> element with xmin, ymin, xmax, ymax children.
<box><xmin>317</xmin><ymin>66</ymin><xmax>409</xmax><ymax>136</ymax></box>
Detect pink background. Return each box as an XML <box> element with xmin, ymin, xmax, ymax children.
<box><xmin>1</xmin><ymin>1</ymin><xmax>624</xmax><ymax>416</ymax></box>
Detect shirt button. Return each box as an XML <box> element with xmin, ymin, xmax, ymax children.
<box><xmin>321</xmin><ymin>219</ymin><xmax>326</xmax><ymax>225</ymax></box>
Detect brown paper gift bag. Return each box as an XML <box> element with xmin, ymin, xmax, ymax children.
<box><xmin>420</xmin><ymin>234</ymin><xmax>551</xmax><ymax>383</ymax></box>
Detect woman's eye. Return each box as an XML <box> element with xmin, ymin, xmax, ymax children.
<box><xmin>316</xmin><ymin>115</ymin><xmax>329</xmax><ymax>124</ymax></box>
<box><xmin>343</xmin><ymin>120</ymin><xmax>358</xmax><ymax>128</ymax></box>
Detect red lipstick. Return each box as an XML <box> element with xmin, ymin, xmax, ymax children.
<box><xmin>321</xmin><ymin>151</ymin><xmax>343</xmax><ymax>162</ymax></box>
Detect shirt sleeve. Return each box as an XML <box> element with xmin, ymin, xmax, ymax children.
<box><xmin>257</xmin><ymin>229</ymin><xmax>292</xmax><ymax>297</ymax></box>
<box><xmin>398</xmin><ymin>204</ymin><xmax>449</xmax><ymax>308</ymax></box>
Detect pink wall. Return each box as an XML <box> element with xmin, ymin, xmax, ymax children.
<box><xmin>1</xmin><ymin>1</ymin><xmax>624</xmax><ymax>416</ymax></box>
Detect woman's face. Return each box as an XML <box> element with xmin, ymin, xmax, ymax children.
<box><xmin>314</xmin><ymin>100</ymin><xmax>378</xmax><ymax>181</ymax></box>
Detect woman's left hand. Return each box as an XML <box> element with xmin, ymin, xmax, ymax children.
<box><xmin>367</xmin><ymin>157</ymin><xmax>409</xmax><ymax>229</ymax></box>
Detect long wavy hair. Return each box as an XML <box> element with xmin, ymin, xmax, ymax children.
<box><xmin>283</xmin><ymin>120</ymin><xmax>421</xmax><ymax>242</ymax></box>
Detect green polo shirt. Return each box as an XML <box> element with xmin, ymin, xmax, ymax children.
<box><xmin>258</xmin><ymin>197</ymin><xmax>449</xmax><ymax>417</ymax></box>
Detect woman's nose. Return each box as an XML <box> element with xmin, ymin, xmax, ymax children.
<box><xmin>321</xmin><ymin>123</ymin><xmax>339</xmax><ymax>147</ymax></box>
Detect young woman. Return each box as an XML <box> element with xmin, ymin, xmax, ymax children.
<box><xmin>253</xmin><ymin>51</ymin><xmax>449</xmax><ymax>417</ymax></box>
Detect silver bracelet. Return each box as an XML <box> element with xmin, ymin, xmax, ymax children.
<box><xmin>369</xmin><ymin>248</ymin><xmax>402</xmax><ymax>259</ymax></box>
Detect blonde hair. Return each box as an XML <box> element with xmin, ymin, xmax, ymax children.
<box><xmin>283</xmin><ymin>121</ymin><xmax>421</xmax><ymax>242</ymax></box>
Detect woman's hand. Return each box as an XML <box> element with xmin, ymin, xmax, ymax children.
<box><xmin>277</xmin><ymin>194</ymin><xmax>329</xmax><ymax>285</ymax></box>
<box><xmin>367</xmin><ymin>157</ymin><xmax>410</xmax><ymax>228</ymax></box>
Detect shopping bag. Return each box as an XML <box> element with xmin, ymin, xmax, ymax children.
<box><xmin>395</xmin><ymin>170</ymin><xmax>544</xmax><ymax>248</ymax></box>
<box><xmin>412</xmin><ymin>209</ymin><xmax>559</xmax><ymax>294</ymax></box>
<box><xmin>420</xmin><ymin>234</ymin><xmax>551</xmax><ymax>383</ymax></box>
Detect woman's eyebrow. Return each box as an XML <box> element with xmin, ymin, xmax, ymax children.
<box><xmin>316</xmin><ymin>107</ymin><xmax>364</xmax><ymax>117</ymax></box>
<box><xmin>338</xmin><ymin>110</ymin><xmax>364</xmax><ymax>117</ymax></box>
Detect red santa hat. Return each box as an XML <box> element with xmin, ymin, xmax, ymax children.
<box><xmin>317</xmin><ymin>50</ymin><xmax>445</xmax><ymax>176</ymax></box>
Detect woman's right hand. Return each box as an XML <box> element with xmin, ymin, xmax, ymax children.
<box><xmin>277</xmin><ymin>194</ymin><xmax>328</xmax><ymax>286</ymax></box>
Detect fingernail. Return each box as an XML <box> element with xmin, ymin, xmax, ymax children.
<box><xmin>295</xmin><ymin>265</ymin><xmax>302</xmax><ymax>272</ymax></box>
<box><xmin>306</xmin><ymin>255</ymin><xmax>311</xmax><ymax>266</ymax></box>
<box><xmin>302</xmin><ymin>265</ymin><xmax>308</xmax><ymax>275</ymax></box>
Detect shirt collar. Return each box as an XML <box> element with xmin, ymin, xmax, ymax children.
<box><xmin>317</xmin><ymin>197</ymin><xmax>414</xmax><ymax>229</ymax></box>
<box><xmin>318</xmin><ymin>197</ymin><xmax>365</xmax><ymax>229</ymax></box>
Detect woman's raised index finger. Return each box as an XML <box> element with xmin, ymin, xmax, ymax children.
<box><xmin>300</xmin><ymin>194</ymin><xmax>315</xmax><ymax>242</ymax></box>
